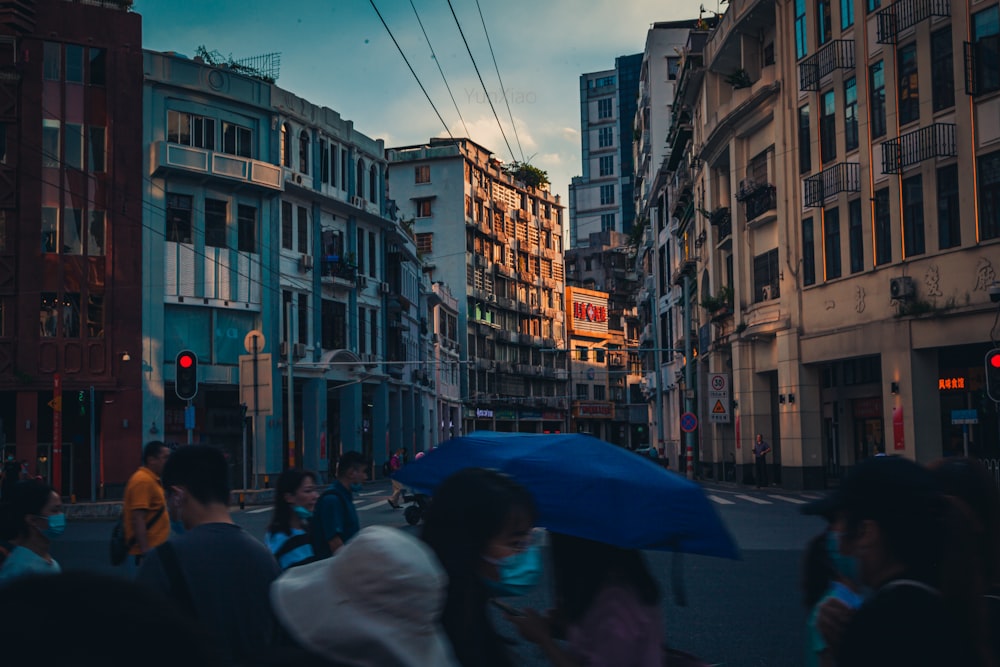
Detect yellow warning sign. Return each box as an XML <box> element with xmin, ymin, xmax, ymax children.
<box><xmin>712</xmin><ymin>400</ymin><xmax>726</xmax><ymax>414</ymax></box>
<box><xmin>47</xmin><ymin>397</ymin><xmax>62</xmax><ymax>412</ymax></box>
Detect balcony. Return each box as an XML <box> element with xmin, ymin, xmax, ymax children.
<box><xmin>881</xmin><ymin>123</ymin><xmax>957</xmax><ymax>174</ymax></box>
<box><xmin>804</xmin><ymin>162</ymin><xmax>861</xmax><ymax>207</ymax></box>
<box><xmin>876</xmin><ymin>0</ymin><xmax>950</xmax><ymax>44</ymax></box>
<box><xmin>152</xmin><ymin>142</ymin><xmax>283</xmax><ymax>191</ymax></box>
<box><xmin>799</xmin><ymin>40</ymin><xmax>855</xmax><ymax>92</ymax></box>
<box><xmin>737</xmin><ymin>183</ymin><xmax>777</xmax><ymax>223</ymax></box>
<box><xmin>706</xmin><ymin>0</ymin><xmax>774</xmax><ymax>74</ymax></box>
<box><xmin>319</xmin><ymin>257</ymin><xmax>357</xmax><ymax>285</ymax></box>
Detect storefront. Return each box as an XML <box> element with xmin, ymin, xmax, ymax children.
<box><xmin>937</xmin><ymin>345</ymin><xmax>998</xmax><ymax>459</ymax></box>
<box><xmin>572</xmin><ymin>401</ymin><xmax>613</xmax><ymax>440</ymax></box>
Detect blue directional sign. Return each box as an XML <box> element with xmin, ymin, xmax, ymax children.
<box><xmin>680</xmin><ymin>412</ymin><xmax>698</xmax><ymax>433</ymax></box>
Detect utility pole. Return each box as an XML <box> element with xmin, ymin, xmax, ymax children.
<box><xmin>286</xmin><ymin>300</ymin><xmax>296</xmax><ymax>469</ymax></box>
<box><xmin>683</xmin><ymin>272</ymin><xmax>695</xmax><ymax>480</ymax></box>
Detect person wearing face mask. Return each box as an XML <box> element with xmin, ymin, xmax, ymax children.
<box><xmin>800</xmin><ymin>530</ymin><xmax>864</xmax><ymax>667</ymax></box>
<box><xmin>309</xmin><ymin>450</ymin><xmax>368</xmax><ymax>559</ymax></box>
<box><xmin>266</xmin><ymin>469</ymin><xmax>320</xmax><ymax>570</ymax></box>
<box><xmin>0</xmin><ymin>480</ymin><xmax>64</xmax><ymax>584</ymax></box>
<box><xmin>421</xmin><ymin>468</ymin><xmax>539</xmax><ymax>667</ymax></box>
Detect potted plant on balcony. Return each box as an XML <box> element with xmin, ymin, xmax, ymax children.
<box><xmin>725</xmin><ymin>69</ymin><xmax>753</xmax><ymax>89</ymax></box>
<box><xmin>700</xmin><ymin>285</ymin><xmax>734</xmax><ymax>320</ymax></box>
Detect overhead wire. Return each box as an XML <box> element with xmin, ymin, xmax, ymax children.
<box><xmin>473</xmin><ymin>0</ymin><xmax>525</xmax><ymax>162</ymax></box>
<box><xmin>408</xmin><ymin>0</ymin><xmax>471</xmax><ymax>140</ymax></box>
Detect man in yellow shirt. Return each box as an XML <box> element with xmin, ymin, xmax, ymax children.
<box><xmin>123</xmin><ymin>441</ymin><xmax>171</xmax><ymax>570</ymax></box>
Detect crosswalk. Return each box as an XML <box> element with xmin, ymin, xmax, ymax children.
<box><xmin>706</xmin><ymin>491</ymin><xmax>822</xmax><ymax>507</ymax></box>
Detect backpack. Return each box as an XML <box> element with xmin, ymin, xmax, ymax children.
<box><xmin>110</xmin><ymin>506</ymin><xmax>165</xmax><ymax>566</ymax></box>
<box><xmin>382</xmin><ymin>460</ymin><xmax>392</xmax><ymax>477</ymax></box>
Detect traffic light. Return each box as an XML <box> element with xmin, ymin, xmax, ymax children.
<box><xmin>987</xmin><ymin>348</ymin><xmax>1000</xmax><ymax>402</ymax></box>
<box><xmin>175</xmin><ymin>350</ymin><xmax>199</xmax><ymax>401</ymax></box>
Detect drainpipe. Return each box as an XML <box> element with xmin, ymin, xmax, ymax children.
<box><xmin>684</xmin><ymin>271</ymin><xmax>695</xmax><ymax>480</ymax></box>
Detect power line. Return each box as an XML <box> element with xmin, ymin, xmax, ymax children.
<box><xmin>444</xmin><ymin>0</ymin><xmax>517</xmax><ymax>164</ymax></box>
<box><xmin>409</xmin><ymin>0</ymin><xmax>471</xmax><ymax>140</ymax></box>
<box><xmin>368</xmin><ymin>0</ymin><xmax>454</xmax><ymax>141</ymax></box>
<box><xmin>473</xmin><ymin>0</ymin><xmax>524</xmax><ymax>162</ymax></box>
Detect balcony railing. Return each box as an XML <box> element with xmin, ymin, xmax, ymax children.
<box><xmin>881</xmin><ymin>123</ymin><xmax>957</xmax><ymax>174</ymax></box>
<box><xmin>320</xmin><ymin>257</ymin><xmax>357</xmax><ymax>282</ymax></box>
<box><xmin>737</xmin><ymin>184</ymin><xmax>777</xmax><ymax>223</ymax></box>
<box><xmin>876</xmin><ymin>0</ymin><xmax>950</xmax><ymax>44</ymax></box>
<box><xmin>965</xmin><ymin>37</ymin><xmax>1000</xmax><ymax>97</ymax></box>
<box><xmin>804</xmin><ymin>163</ymin><xmax>860</xmax><ymax>207</ymax></box>
<box><xmin>799</xmin><ymin>40</ymin><xmax>855</xmax><ymax>91</ymax></box>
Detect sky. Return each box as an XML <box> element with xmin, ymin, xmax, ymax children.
<box><xmin>134</xmin><ymin>0</ymin><xmax>696</xmax><ymax>207</ymax></box>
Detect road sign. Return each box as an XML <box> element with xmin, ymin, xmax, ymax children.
<box><xmin>239</xmin><ymin>353</ymin><xmax>274</xmax><ymax>416</ymax></box>
<box><xmin>950</xmin><ymin>409</ymin><xmax>978</xmax><ymax>425</ymax></box>
<box><xmin>680</xmin><ymin>412</ymin><xmax>698</xmax><ymax>433</ymax></box>
<box><xmin>47</xmin><ymin>397</ymin><xmax>62</xmax><ymax>411</ymax></box>
<box><xmin>708</xmin><ymin>373</ymin><xmax>731</xmax><ymax>424</ymax></box>
<box><xmin>244</xmin><ymin>329</ymin><xmax>266</xmax><ymax>354</ymax></box>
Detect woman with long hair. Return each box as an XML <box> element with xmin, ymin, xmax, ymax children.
<box><xmin>420</xmin><ymin>468</ymin><xmax>539</xmax><ymax>667</ymax></box>
<box><xmin>266</xmin><ymin>469</ymin><xmax>320</xmax><ymax>570</ymax></box>
<box><xmin>0</xmin><ymin>480</ymin><xmax>64</xmax><ymax>583</ymax></box>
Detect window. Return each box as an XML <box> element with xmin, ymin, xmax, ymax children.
<box><xmin>593</xmin><ymin>385</ymin><xmax>606</xmax><ymax>401</ymax></box>
<box><xmin>820</xmin><ymin>90</ymin><xmax>836</xmax><ymax>163</ymax></box>
<box><xmin>65</xmin><ymin>45</ymin><xmax>83</xmax><ymax>83</ymax></box>
<box><xmin>598</xmin><ymin>126</ymin><xmax>614</xmax><ymax>147</ymax></box>
<box><xmin>297</xmin><ymin>294</ymin><xmax>308</xmax><ymax>345</ymax></box>
<box><xmin>416</xmin><ymin>199</ymin><xmax>432</xmax><ymax>217</ymax></box>
<box><xmin>88</xmin><ymin>127</ymin><xmax>106</xmax><ymax>172</ymax></box>
<box><xmin>330</xmin><ymin>144</ymin><xmax>338</xmax><ymax>187</ymax></box>
<box><xmin>817</xmin><ymin>0</ymin><xmax>832</xmax><ymax>45</ymax></box>
<box><xmin>936</xmin><ymin>165</ymin><xmax>960</xmax><ymax>249</ymax></box>
<box><xmin>795</xmin><ymin>0</ymin><xmax>808</xmax><ymax>59</ymax></box>
<box><xmin>223</xmin><ymin>122</ymin><xmax>252</xmax><ymax>158</ymax></box>
<box><xmin>844</xmin><ymin>78</ymin><xmax>858</xmax><ymax>152</ymax></box>
<box><xmin>321</xmin><ymin>299</ymin><xmax>347</xmax><ymax>350</ymax></box>
<box><xmin>849</xmin><ymin>199</ymin><xmax>864</xmax><ymax>273</ymax></box>
<box><xmin>62</xmin><ymin>293</ymin><xmax>80</xmax><ymax>338</ymax></box>
<box><xmin>667</xmin><ymin>56</ymin><xmax>681</xmax><ymax>80</ymax></box>
<box><xmin>870</xmin><ymin>62</ymin><xmax>886</xmax><ymax>139</ymax></box>
<box><xmin>897</xmin><ymin>44</ymin><xmax>919</xmax><ymax>125</ymax></box>
<box><xmin>88</xmin><ymin>211</ymin><xmax>105</xmax><ymax>256</ymax></box>
<box><xmin>415</xmin><ymin>165</ymin><xmax>430</xmax><ymax>183</ymax></box>
<box><xmin>369</xmin><ymin>309</ymin><xmax>377</xmax><ymax>354</ymax></box>
<box><xmin>972</xmin><ymin>7</ymin><xmax>1000</xmax><ymax>95</ymax></box>
<box><xmin>281</xmin><ymin>201</ymin><xmax>293</xmax><ymax>250</ymax></box>
<box><xmin>416</xmin><ymin>232</ymin><xmax>433</xmax><ymax>254</ymax></box>
<box><xmin>601</xmin><ymin>213</ymin><xmax>615</xmax><ymax>232</ymax></box>
<box><xmin>931</xmin><ymin>29</ymin><xmax>954</xmax><ymax>112</ymax></box>
<box><xmin>205</xmin><ymin>199</ymin><xmax>228</xmax><ymax>249</ymax></box>
<box><xmin>0</xmin><ymin>211</ymin><xmax>6</xmax><ymax>253</ymax></box>
<box><xmin>977</xmin><ymin>150</ymin><xmax>1000</xmax><ymax>241</ymax></box>
<box><xmin>282</xmin><ymin>290</ymin><xmax>292</xmax><ymax>342</ymax></box>
<box><xmin>576</xmin><ymin>384</ymin><xmax>589</xmax><ymax>399</ymax></box>
<box><xmin>281</xmin><ymin>123</ymin><xmax>291</xmax><ymax>167</ymax></box>
<box><xmin>297</xmin><ymin>206</ymin><xmax>308</xmax><ymax>254</ymax></box>
<box><xmin>840</xmin><ymin>0</ymin><xmax>854</xmax><ymax>28</ymax></box>
<box><xmin>798</xmin><ymin>105</ymin><xmax>811</xmax><ymax>173</ymax></box>
<box><xmin>803</xmin><ymin>217</ymin><xmax>816</xmax><ymax>286</ymax></box>
<box><xmin>867</xmin><ymin>0</ymin><xmax>880</xmax><ymax>11</ymax></box>
<box><xmin>824</xmin><ymin>207</ymin><xmax>842</xmax><ymax>280</ymax></box>
<box><xmin>42</xmin><ymin>120</ymin><xmax>60</xmax><ymax>168</ymax></box>
<box><xmin>297</xmin><ymin>130</ymin><xmax>309</xmax><ymax>173</ymax></box>
<box><xmin>61</xmin><ymin>208</ymin><xmax>82</xmax><ymax>254</ymax></box>
<box><xmin>40</xmin><ymin>293</ymin><xmax>58</xmax><ymax>337</ymax></box>
<box><xmin>0</xmin><ymin>124</ymin><xmax>6</xmax><ymax>164</ymax></box>
<box><xmin>600</xmin><ymin>184</ymin><xmax>615</xmax><ymax>205</ymax></box>
<box><xmin>874</xmin><ymin>188</ymin><xmax>892</xmax><ymax>265</ymax></box>
<box><xmin>237</xmin><ymin>205</ymin><xmax>256</xmax><ymax>253</ymax></box>
<box><xmin>753</xmin><ymin>249</ymin><xmax>780</xmax><ymax>302</ymax></box>
<box><xmin>320</xmin><ymin>140</ymin><xmax>329</xmax><ymax>184</ymax></box>
<box><xmin>65</xmin><ymin>123</ymin><xmax>84</xmax><ymax>170</ymax></box>
<box><xmin>166</xmin><ymin>194</ymin><xmax>192</xmax><ymax>244</ymax></box>
<box><xmin>357</xmin><ymin>228</ymin><xmax>365</xmax><ymax>275</ymax></box>
<box><xmin>368</xmin><ymin>231</ymin><xmax>376</xmax><ymax>278</ymax></box>
<box><xmin>87</xmin><ymin>291</ymin><xmax>104</xmax><ymax>338</ymax></box>
<box><xmin>341</xmin><ymin>150</ymin><xmax>348</xmax><ymax>191</ymax></box>
<box><xmin>599</xmin><ymin>155</ymin><xmax>614</xmax><ymax>176</ymax></box>
<box><xmin>356</xmin><ymin>159</ymin><xmax>365</xmax><ymax>199</ymax></box>
<box><xmin>597</xmin><ymin>98</ymin><xmax>612</xmax><ymax>119</ymax></box>
<box><xmin>167</xmin><ymin>111</ymin><xmax>215</xmax><ymax>150</ymax></box>
<box><xmin>89</xmin><ymin>48</ymin><xmax>106</xmax><ymax>85</ymax></box>
<box><xmin>369</xmin><ymin>165</ymin><xmax>378</xmax><ymax>204</ymax></box>
<box><xmin>44</xmin><ymin>42</ymin><xmax>60</xmax><ymax>80</ymax></box>
<box><xmin>901</xmin><ymin>175</ymin><xmax>925</xmax><ymax>256</ymax></box>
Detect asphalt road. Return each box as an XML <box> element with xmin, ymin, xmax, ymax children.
<box><xmin>50</xmin><ymin>480</ymin><xmax>826</xmax><ymax>667</ymax></box>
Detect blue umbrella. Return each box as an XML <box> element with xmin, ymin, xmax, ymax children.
<box><xmin>395</xmin><ymin>431</ymin><xmax>740</xmax><ymax>560</ymax></box>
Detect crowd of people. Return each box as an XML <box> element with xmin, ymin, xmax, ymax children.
<box><xmin>1</xmin><ymin>438</ymin><xmax>1000</xmax><ymax>666</ymax></box>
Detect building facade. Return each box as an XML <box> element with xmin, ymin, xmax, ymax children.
<box><xmin>1</xmin><ymin>0</ymin><xmax>143</xmax><ymax>497</ymax></box>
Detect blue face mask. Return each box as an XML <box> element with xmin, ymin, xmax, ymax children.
<box><xmin>826</xmin><ymin>530</ymin><xmax>860</xmax><ymax>583</ymax></box>
<box><xmin>42</xmin><ymin>513</ymin><xmax>66</xmax><ymax>539</ymax></box>
<box><xmin>293</xmin><ymin>505</ymin><xmax>313</xmax><ymax>521</ymax></box>
<box><xmin>482</xmin><ymin>542</ymin><xmax>543</xmax><ymax>597</ymax></box>
<box><xmin>350</xmin><ymin>483</ymin><xmax>363</xmax><ymax>494</ymax></box>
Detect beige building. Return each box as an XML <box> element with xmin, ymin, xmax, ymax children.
<box><xmin>648</xmin><ymin>0</ymin><xmax>1000</xmax><ymax>488</ymax></box>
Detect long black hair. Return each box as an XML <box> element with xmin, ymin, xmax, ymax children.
<box><xmin>0</xmin><ymin>480</ymin><xmax>54</xmax><ymax>541</ymax></box>
<box><xmin>267</xmin><ymin>469</ymin><xmax>317</xmax><ymax>536</ymax></box>
<box><xmin>549</xmin><ymin>531</ymin><xmax>660</xmax><ymax>625</ymax></box>
<box><xmin>420</xmin><ymin>468</ymin><xmax>536</xmax><ymax>667</ymax></box>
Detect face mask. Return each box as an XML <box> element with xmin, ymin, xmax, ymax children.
<box><xmin>482</xmin><ymin>542</ymin><xmax>543</xmax><ymax>597</ymax></box>
<box><xmin>351</xmin><ymin>483</ymin><xmax>363</xmax><ymax>494</ymax></box>
<box><xmin>826</xmin><ymin>530</ymin><xmax>860</xmax><ymax>583</ymax></box>
<box><xmin>293</xmin><ymin>505</ymin><xmax>313</xmax><ymax>520</ymax></box>
<box><xmin>42</xmin><ymin>513</ymin><xmax>66</xmax><ymax>539</ymax></box>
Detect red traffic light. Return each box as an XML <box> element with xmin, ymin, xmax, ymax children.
<box><xmin>178</xmin><ymin>353</ymin><xmax>195</xmax><ymax>369</ymax></box>
<box><xmin>991</xmin><ymin>353</ymin><xmax>1000</xmax><ymax>369</ymax></box>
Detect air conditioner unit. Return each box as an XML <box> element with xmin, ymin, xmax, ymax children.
<box><xmin>379</xmin><ymin>282</ymin><xmax>390</xmax><ymax>295</ymax></box>
<box><xmin>299</xmin><ymin>254</ymin><xmax>314</xmax><ymax>272</ymax></box>
<box><xmin>357</xmin><ymin>275</ymin><xmax>368</xmax><ymax>289</ymax></box>
<box><xmin>351</xmin><ymin>195</ymin><xmax>367</xmax><ymax>210</ymax></box>
<box><xmin>280</xmin><ymin>341</ymin><xmax>290</xmax><ymax>358</ymax></box>
<box><xmin>293</xmin><ymin>342</ymin><xmax>307</xmax><ymax>358</ymax></box>
<box><xmin>294</xmin><ymin>173</ymin><xmax>304</xmax><ymax>185</ymax></box>
<box><xmin>890</xmin><ymin>276</ymin><xmax>915</xmax><ymax>300</ymax></box>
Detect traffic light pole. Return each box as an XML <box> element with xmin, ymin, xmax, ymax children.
<box><xmin>187</xmin><ymin>399</ymin><xmax>193</xmax><ymax>445</ymax></box>
<box><xmin>286</xmin><ymin>301</ymin><xmax>296</xmax><ymax>469</ymax></box>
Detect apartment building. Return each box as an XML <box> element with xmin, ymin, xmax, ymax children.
<box><xmin>386</xmin><ymin>138</ymin><xmax>568</xmax><ymax>435</ymax></box>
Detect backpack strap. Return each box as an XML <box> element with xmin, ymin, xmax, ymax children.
<box><xmin>273</xmin><ymin>532</ymin><xmax>312</xmax><ymax>561</ymax></box>
<box><xmin>158</xmin><ymin>542</ymin><xmax>197</xmax><ymax>616</ymax></box>
<box><xmin>125</xmin><ymin>505</ymin><xmax>167</xmax><ymax>549</ymax></box>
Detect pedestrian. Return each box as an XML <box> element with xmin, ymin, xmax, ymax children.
<box><xmin>18</xmin><ymin>459</ymin><xmax>29</xmax><ymax>481</ymax></box>
<box><xmin>387</xmin><ymin>448</ymin><xmax>405</xmax><ymax>509</ymax></box>
<box><xmin>270</xmin><ymin>525</ymin><xmax>460</xmax><ymax>667</ymax></box>
<box><xmin>420</xmin><ymin>467</ymin><xmax>540</xmax><ymax>667</ymax></box>
<box><xmin>0</xmin><ymin>480</ymin><xmax>64</xmax><ymax>584</ymax></box>
<box><xmin>753</xmin><ymin>434</ymin><xmax>771</xmax><ymax>488</ymax></box>
<box><xmin>137</xmin><ymin>445</ymin><xmax>281</xmax><ymax>666</ymax></box>
<box><xmin>122</xmin><ymin>440</ymin><xmax>172</xmax><ymax>573</ymax></box>
<box><xmin>266</xmin><ymin>469</ymin><xmax>320</xmax><ymax>570</ymax></box>
<box><xmin>800</xmin><ymin>531</ymin><xmax>864</xmax><ymax>667</ymax></box>
<box><xmin>508</xmin><ymin>532</ymin><xmax>664</xmax><ymax>667</ymax></box>
<box><xmin>1</xmin><ymin>454</ymin><xmax>18</xmax><ymax>500</ymax></box>
<box><xmin>310</xmin><ymin>450</ymin><xmax>367</xmax><ymax>559</ymax></box>
<box><xmin>805</xmin><ymin>455</ymin><xmax>990</xmax><ymax>666</ymax></box>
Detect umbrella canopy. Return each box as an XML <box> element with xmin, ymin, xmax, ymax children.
<box><xmin>395</xmin><ymin>432</ymin><xmax>740</xmax><ymax>560</ymax></box>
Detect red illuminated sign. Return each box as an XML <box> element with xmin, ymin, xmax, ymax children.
<box><xmin>573</xmin><ymin>301</ymin><xmax>607</xmax><ymax>323</ymax></box>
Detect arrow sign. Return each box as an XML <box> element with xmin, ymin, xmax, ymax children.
<box><xmin>47</xmin><ymin>396</ymin><xmax>62</xmax><ymax>412</ymax></box>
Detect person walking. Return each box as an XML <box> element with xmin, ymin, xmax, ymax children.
<box><xmin>309</xmin><ymin>450</ymin><xmax>367</xmax><ymax>559</ymax></box>
<box><xmin>266</xmin><ymin>469</ymin><xmax>320</xmax><ymax>570</ymax></box>
<box><xmin>0</xmin><ymin>480</ymin><xmax>64</xmax><ymax>584</ymax></box>
<box><xmin>387</xmin><ymin>448</ymin><xmax>405</xmax><ymax>509</ymax></box>
<box><xmin>753</xmin><ymin>434</ymin><xmax>771</xmax><ymax>488</ymax></box>
<box><xmin>122</xmin><ymin>441</ymin><xmax>171</xmax><ymax>571</ymax></box>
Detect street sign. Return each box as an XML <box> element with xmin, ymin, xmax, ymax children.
<box><xmin>239</xmin><ymin>353</ymin><xmax>274</xmax><ymax>416</ymax></box>
<box><xmin>708</xmin><ymin>373</ymin><xmax>731</xmax><ymax>424</ymax></box>
<box><xmin>244</xmin><ymin>329</ymin><xmax>266</xmax><ymax>354</ymax></box>
<box><xmin>950</xmin><ymin>409</ymin><xmax>978</xmax><ymax>425</ymax></box>
<box><xmin>680</xmin><ymin>412</ymin><xmax>698</xmax><ymax>433</ymax></box>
